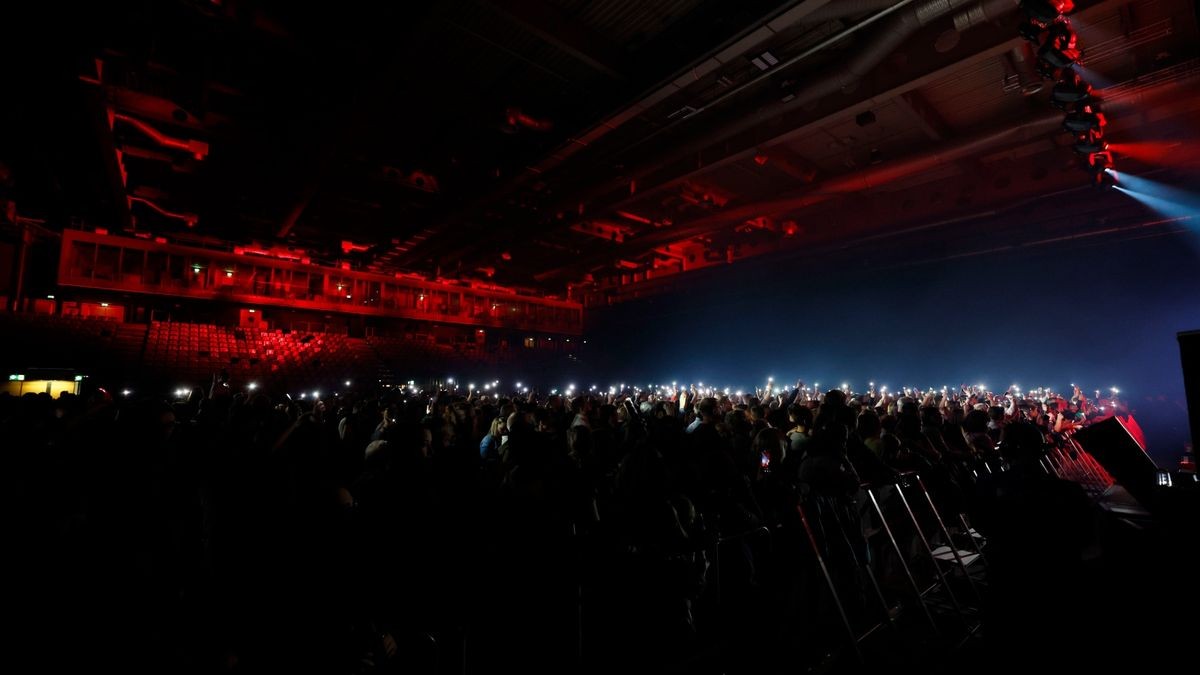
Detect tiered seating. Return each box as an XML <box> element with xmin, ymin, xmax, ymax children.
<box><xmin>144</xmin><ymin>321</ymin><xmax>385</xmax><ymax>391</ymax></box>
<box><xmin>1</xmin><ymin>312</ymin><xmax>575</xmax><ymax>392</ymax></box>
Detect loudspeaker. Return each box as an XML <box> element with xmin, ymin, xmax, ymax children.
<box><xmin>1178</xmin><ymin>330</ymin><xmax>1200</xmax><ymax>451</ymax></box>
<box><xmin>1073</xmin><ymin>416</ymin><xmax>1159</xmax><ymax>505</ymax></box>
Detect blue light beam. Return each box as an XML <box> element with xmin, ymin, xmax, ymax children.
<box><xmin>1111</xmin><ymin>171</ymin><xmax>1200</xmax><ymax>225</ymax></box>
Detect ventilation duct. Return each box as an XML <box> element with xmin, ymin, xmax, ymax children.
<box><xmin>952</xmin><ymin>0</ymin><xmax>1020</xmax><ymax>32</ymax></box>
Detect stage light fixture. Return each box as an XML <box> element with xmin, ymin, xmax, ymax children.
<box><xmin>1073</xmin><ymin>129</ymin><xmax>1107</xmax><ymax>154</ymax></box>
<box><xmin>1021</xmin><ymin>0</ymin><xmax>1074</xmax><ymax>24</ymax></box>
<box><xmin>1063</xmin><ymin>102</ymin><xmax>1105</xmax><ymax>133</ymax></box>
<box><xmin>1088</xmin><ymin>170</ymin><xmax>1117</xmax><ymax>189</ymax></box>
<box><xmin>1082</xmin><ymin>152</ymin><xmax>1115</xmax><ymax>187</ymax></box>
<box><xmin>1037</xmin><ymin>22</ymin><xmax>1080</xmax><ymax>72</ymax></box>
<box><xmin>1051</xmin><ymin>70</ymin><xmax>1092</xmax><ymax>108</ymax></box>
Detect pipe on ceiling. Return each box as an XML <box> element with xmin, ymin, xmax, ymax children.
<box><xmin>129</xmin><ymin>195</ymin><xmax>199</xmax><ymax>228</ymax></box>
<box><xmin>567</xmin><ymin>0</ymin><xmax>1007</xmax><ymax>217</ymax></box>
<box><xmin>515</xmin><ymin>1</ymin><xmax>898</xmax><ymax>182</ymax></box>
<box><xmin>802</xmin><ymin>0</ymin><xmax>903</xmax><ymax>23</ymax></box>
<box><xmin>112</xmin><ymin>112</ymin><xmax>209</xmax><ymax>160</ymax></box>
<box><xmin>644</xmin><ymin>0</ymin><xmax>983</xmax><ymax>171</ymax></box>
<box><xmin>952</xmin><ymin>0</ymin><xmax>1020</xmax><ymax>31</ymax></box>
<box><xmin>779</xmin><ymin>0</ymin><xmax>981</xmax><ymax>106</ymax></box>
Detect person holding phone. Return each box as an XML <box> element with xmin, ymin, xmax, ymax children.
<box><xmin>480</xmin><ymin>416</ymin><xmax>507</xmax><ymax>463</ymax></box>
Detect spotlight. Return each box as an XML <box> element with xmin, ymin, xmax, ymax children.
<box><xmin>1073</xmin><ymin>129</ymin><xmax>1107</xmax><ymax>154</ymax></box>
<box><xmin>1090</xmin><ymin>166</ymin><xmax>1118</xmax><ymax>190</ymax></box>
<box><xmin>1063</xmin><ymin>102</ymin><xmax>1105</xmax><ymax>133</ymax></box>
<box><xmin>1037</xmin><ymin>22</ymin><xmax>1080</xmax><ymax>72</ymax></box>
<box><xmin>1051</xmin><ymin>70</ymin><xmax>1092</xmax><ymax>109</ymax></box>
<box><xmin>1021</xmin><ymin>0</ymin><xmax>1075</xmax><ymax>25</ymax></box>
<box><xmin>1036</xmin><ymin>58</ymin><xmax>1060</xmax><ymax>80</ymax></box>
<box><xmin>122</xmin><ymin>389</ymin><xmax>132</xmax><ymax>396</ymax></box>
<box><xmin>1083</xmin><ymin>149</ymin><xmax>1114</xmax><ymax>172</ymax></box>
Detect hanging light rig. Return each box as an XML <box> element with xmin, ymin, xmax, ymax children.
<box><xmin>1020</xmin><ymin>1</ymin><xmax>1115</xmax><ymax>189</ymax></box>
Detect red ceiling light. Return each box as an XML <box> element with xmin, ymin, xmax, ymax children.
<box><xmin>505</xmin><ymin>107</ymin><xmax>553</xmax><ymax>132</ymax></box>
<box><xmin>753</xmin><ymin>154</ymin><xmax>769</xmax><ymax>166</ymax></box>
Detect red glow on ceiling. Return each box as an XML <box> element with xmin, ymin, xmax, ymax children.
<box><xmin>753</xmin><ymin>154</ymin><xmax>769</xmax><ymax>166</ymax></box>
<box><xmin>1109</xmin><ymin>140</ymin><xmax>1200</xmax><ymax>167</ymax></box>
<box><xmin>113</xmin><ymin>112</ymin><xmax>209</xmax><ymax>160</ymax></box>
<box><xmin>341</xmin><ymin>240</ymin><xmax>370</xmax><ymax>254</ymax></box>
<box><xmin>235</xmin><ymin>245</ymin><xmax>304</xmax><ymax>262</ymax></box>
<box><xmin>128</xmin><ymin>196</ymin><xmax>198</xmax><ymax>227</ymax></box>
<box><xmin>506</xmin><ymin>107</ymin><xmax>553</xmax><ymax>132</ymax></box>
<box><xmin>616</xmin><ymin>210</ymin><xmax>653</xmax><ymax>225</ymax></box>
